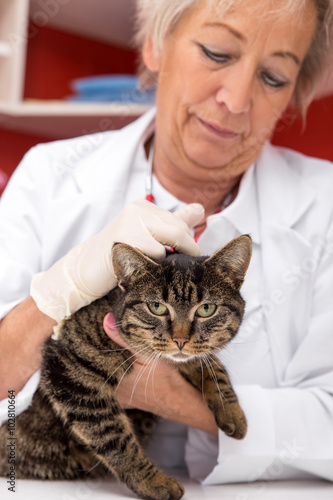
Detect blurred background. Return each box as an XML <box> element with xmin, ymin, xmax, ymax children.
<box><xmin>0</xmin><ymin>0</ymin><xmax>333</xmax><ymax>195</ymax></box>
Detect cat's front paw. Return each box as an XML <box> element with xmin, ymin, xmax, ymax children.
<box><xmin>214</xmin><ymin>403</ymin><xmax>247</xmax><ymax>440</ymax></box>
<box><xmin>133</xmin><ymin>471</ymin><xmax>184</xmax><ymax>500</ymax></box>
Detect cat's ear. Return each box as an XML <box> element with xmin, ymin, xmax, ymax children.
<box><xmin>111</xmin><ymin>243</ymin><xmax>159</xmax><ymax>289</ymax></box>
<box><xmin>205</xmin><ymin>235</ymin><xmax>252</xmax><ymax>290</ymax></box>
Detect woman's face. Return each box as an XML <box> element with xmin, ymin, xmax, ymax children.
<box><xmin>145</xmin><ymin>0</ymin><xmax>317</xmax><ymax>182</ymax></box>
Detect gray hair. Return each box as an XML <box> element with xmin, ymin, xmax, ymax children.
<box><xmin>134</xmin><ymin>0</ymin><xmax>333</xmax><ymax>112</ymax></box>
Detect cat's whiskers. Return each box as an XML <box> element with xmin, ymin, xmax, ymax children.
<box><xmin>149</xmin><ymin>352</ymin><xmax>163</xmax><ymax>403</ymax></box>
<box><xmin>128</xmin><ymin>351</ymin><xmax>158</xmax><ymax>408</ymax></box>
<box><xmin>208</xmin><ymin>348</ymin><xmax>243</xmax><ymax>385</ymax></box>
<box><xmin>81</xmin><ymin>458</ymin><xmax>103</xmax><ymax>476</ymax></box>
<box><xmin>199</xmin><ymin>358</ymin><xmax>206</xmax><ymax>401</ymax></box>
<box><xmin>202</xmin><ymin>353</ymin><xmax>217</xmax><ymax>381</ymax></box>
<box><xmin>114</xmin><ymin>346</ymin><xmax>152</xmax><ymax>395</ymax></box>
<box><xmin>88</xmin><ymin>342</ymin><xmax>146</xmax><ymax>354</ymax></box>
<box><xmin>200</xmin><ymin>340</ymin><xmax>239</xmax><ymax>360</ymax></box>
<box><xmin>216</xmin><ymin>350</ymin><xmax>240</xmax><ymax>369</ymax></box>
<box><xmin>107</xmin><ymin>338</ymin><xmax>163</xmax><ymax>399</ymax></box>
<box><xmin>91</xmin><ymin>348</ymin><xmax>126</xmax><ymax>353</ymax></box>
<box><xmin>202</xmin><ymin>353</ymin><xmax>226</xmax><ymax>412</ymax></box>
<box><xmin>144</xmin><ymin>351</ymin><xmax>162</xmax><ymax>403</ymax></box>
<box><xmin>209</xmin><ymin>341</ymin><xmax>248</xmax><ymax>378</ymax></box>
<box><xmin>209</xmin><ymin>354</ymin><xmax>238</xmax><ymax>381</ymax></box>
<box><xmin>99</xmin><ymin>345</ymin><xmax>151</xmax><ymax>393</ymax></box>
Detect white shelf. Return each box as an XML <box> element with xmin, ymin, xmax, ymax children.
<box><xmin>0</xmin><ymin>0</ymin><xmax>150</xmax><ymax>137</ymax></box>
<box><xmin>0</xmin><ymin>101</ymin><xmax>151</xmax><ymax>138</ymax></box>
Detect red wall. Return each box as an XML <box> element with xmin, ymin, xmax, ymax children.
<box><xmin>24</xmin><ymin>25</ymin><xmax>137</xmax><ymax>100</ymax></box>
<box><xmin>272</xmin><ymin>95</ymin><xmax>333</xmax><ymax>160</ymax></box>
<box><xmin>0</xmin><ymin>24</ymin><xmax>332</xmax><ymax>196</ymax></box>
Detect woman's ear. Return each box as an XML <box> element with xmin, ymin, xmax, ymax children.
<box><xmin>142</xmin><ymin>37</ymin><xmax>162</xmax><ymax>73</ymax></box>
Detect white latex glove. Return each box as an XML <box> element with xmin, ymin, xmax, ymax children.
<box><xmin>30</xmin><ymin>200</ymin><xmax>204</xmax><ymax>322</ymax></box>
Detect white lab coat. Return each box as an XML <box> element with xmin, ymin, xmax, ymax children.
<box><xmin>0</xmin><ymin>108</ymin><xmax>333</xmax><ymax>484</ymax></box>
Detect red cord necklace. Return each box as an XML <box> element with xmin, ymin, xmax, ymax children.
<box><xmin>145</xmin><ymin>138</ymin><xmax>155</xmax><ymax>203</ymax></box>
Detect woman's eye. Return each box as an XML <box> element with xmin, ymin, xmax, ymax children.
<box><xmin>196</xmin><ymin>304</ymin><xmax>217</xmax><ymax>318</ymax></box>
<box><xmin>148</xmin><ymin>302</ymin><xmax>168</xmax><ymax>316</ymax></box>
<box><xmin>199</xmin><ymin>44</ymin><xmax>230</xmax><ymax>64</ymax></box>
<box><xmin>261</xmin><ymin>71</ymin><xmax>288</xmax><ymax>89</ymax></box>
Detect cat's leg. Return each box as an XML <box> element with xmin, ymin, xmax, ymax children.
<box><xmin>0</xmin><ymin>389</ymin><xmax>98</xmax><ymax>480</ymax></box>
<box><xmin>178</xmin><ymin>359</ymin><xmax>247</xmax><ymax>439</ymax></box>
<box><xmin>0</xmin><ymin>422</ymin><xmax>12</xmax><ymax>477</ymax></box>
<box><xmin>60</xmin><ymin>393</ymin><xmax>184</xmax><ymax>500</ymax></box>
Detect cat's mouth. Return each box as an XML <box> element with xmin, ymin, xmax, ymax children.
<box><xmin>165</xmin><ymin>352</ymin><xmax>195</xmax><ymax>363</ymax></box>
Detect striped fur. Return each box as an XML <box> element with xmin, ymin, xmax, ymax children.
<box><xmin>0</xmin><ymin>236</ymin><xmax>252</xmax><ymax>500</ymax></box>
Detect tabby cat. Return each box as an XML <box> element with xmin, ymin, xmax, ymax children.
<box><xmin>0</xmin><ymin>235</ymin><xmax>252</xmax><ymax>500</ymax></box>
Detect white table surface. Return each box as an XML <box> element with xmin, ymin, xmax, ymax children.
<box><xmin>1</xmin><ymin>470</ymin><xmax>333</xmax><ymax>500</ymax></box>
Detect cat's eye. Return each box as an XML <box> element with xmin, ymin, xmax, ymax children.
<box><xmin>148</xmin><ymin>302</ymin><xmax>168</xmax><ymax>316</ymax></box>
<box><xmin>196</xmin><ymin>304</ymin><xmax>217</xmax><ymax>318</ymax></box>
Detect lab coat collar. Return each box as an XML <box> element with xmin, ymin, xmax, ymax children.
<box><xmin>73</xmin><ymin>107</ymin><xmax>156</xmax><ymax>194</ymax></box>
<box><xmin>222</xmin><ymin>142</ymin><xmax>316</xmax><ymax>244</ymax></box>
<box><xmin>198</xmin><ymin>141</ymin><xmax>317</xmax><ymax>251</ymax></box>
<box><xmin>220</xmin><ymin>163</ymin><xmax>260</xmax><ymax>244</ymax></box>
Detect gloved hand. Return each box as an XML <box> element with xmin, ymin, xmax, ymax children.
<box><xmin>30</xmin><ymin>200</ymin><xmax>204</xmax><ymax>322</ymax></box>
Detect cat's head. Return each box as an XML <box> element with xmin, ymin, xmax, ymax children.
<box><xmin>111</xmin><ymin>236</ymin><xmax>252</xmax><ymax>363</ymax></box>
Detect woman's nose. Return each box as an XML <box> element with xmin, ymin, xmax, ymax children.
<box><xmin>215</xmin><ymin>65</ymin><xmax>254</xmax><ymax>114</ymax></box>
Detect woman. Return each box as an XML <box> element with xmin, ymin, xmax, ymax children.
<box><xmin>1</xmin><ymin>0</ymin><xmax>333</xmax><ymax>485</ymax></box>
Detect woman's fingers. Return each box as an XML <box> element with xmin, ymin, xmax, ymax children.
<box><xmin>103</xmin><ymin>313</ymin><xmax>133</xmax><ymax>349</ymax></box>
<box><xmin>174</xmin><ymin>203</ymin><xmax>205</xmax><ymax>228</ymax></box>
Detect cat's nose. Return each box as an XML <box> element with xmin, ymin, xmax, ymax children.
<box><xmin>173</xmin><ymin>338</ymin><xmax>189</xmax><ymax>350</ymax></box>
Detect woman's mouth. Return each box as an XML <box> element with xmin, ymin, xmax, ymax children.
<box><xmin>197</xmin><ymin>117</ymin><xmax>239</xmax><ymax>139</ymax></box>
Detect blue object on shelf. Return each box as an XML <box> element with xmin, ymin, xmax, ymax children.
<box><xmin>68</xmin><ymin>75</ymin><xmax>155</xmax><ymax>104</ymax></box>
